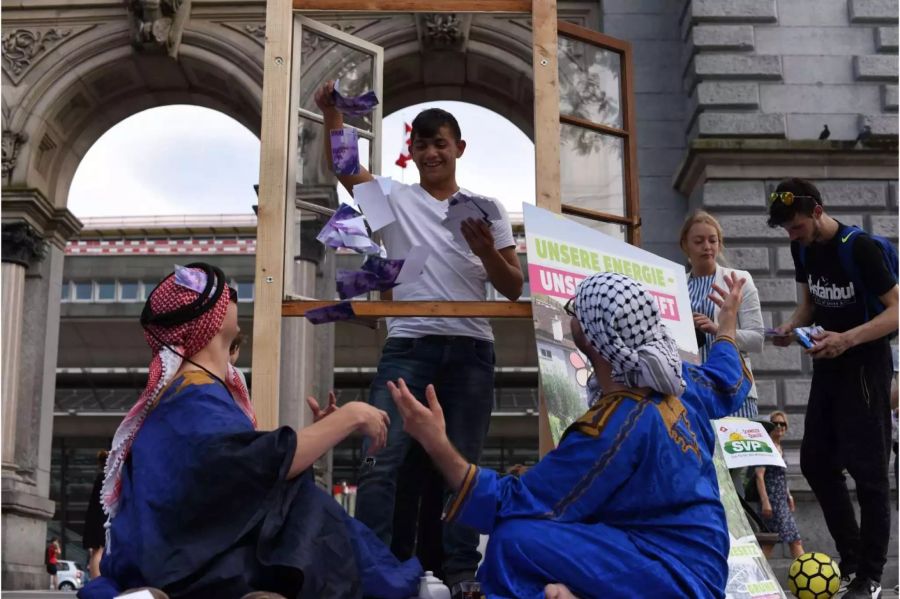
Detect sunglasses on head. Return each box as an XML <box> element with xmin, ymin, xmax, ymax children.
<box><xmin>768</xmin><ymin>191</ymin><xmax>816</xmax><ymax>207</ymax></box>
<box><xmin>564</xmin><ymin>297</ymin><xmax>576</xmax><ymax>317</ymax></box>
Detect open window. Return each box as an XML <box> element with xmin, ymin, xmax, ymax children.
<box><xmin>252</xmin><ymin>1</ymin><xmax>640</xmax><ymax>429</ymax></box>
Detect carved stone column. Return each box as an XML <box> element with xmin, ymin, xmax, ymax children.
<box><xmin>1</xmin><ymin>223</ymin><xmax>45</xmax><ymax>469</ymax></box>
<box><xmin>1</xmin><ymin>189</ymin><xmax>80</xmax><ymax>590</ymax></box>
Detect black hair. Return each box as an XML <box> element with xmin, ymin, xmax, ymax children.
<box><xmin>767</xmin><ymin>178</ymin><xmax>823</xmax><ymax>228</ymax></box>
<box><xmin>410</xmin><ymin>108</ymin><xmax>461</xmax><ymax>142</ymax></box>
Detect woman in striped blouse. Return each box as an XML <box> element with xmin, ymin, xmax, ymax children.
<box><xmin>680</xmin><ymin>210</ymin><xmax>765</xmax><ymax>420</ymax></box>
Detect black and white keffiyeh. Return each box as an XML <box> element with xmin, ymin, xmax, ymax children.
<box><xmin>573</xmin><ymin>272</ymin><xmax>686</xmax><ymax>397</ymax></box>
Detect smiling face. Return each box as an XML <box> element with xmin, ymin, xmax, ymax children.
<box><xmin>684</xmin><ymin>222</ymin><xmax>721</xmax><ymax>272</ymax></box>
<box><xmin>410</xmin><ymin>124</ymin><xmax>466</xmax><ymax>189</ymax></box>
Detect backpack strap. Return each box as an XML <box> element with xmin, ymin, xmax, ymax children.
<box><xmin>836</xmin><ymin>226</ymin><xmax>870</xmax><ymax>320</ymax></box>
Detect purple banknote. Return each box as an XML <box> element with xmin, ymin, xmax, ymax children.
<box><xmin>316</xmin><ymin>204</ymin><xmax>381</xmax><ymax>255</ymax></box>
<box><xmin>332</xmin><ymin>80</ymin><xmax>379</xmax><ymax>117</ymax></box>
<box><xmin>361</xmin><ymin>256</ymin><xmax>404</xmax><ymax>284</ymax></box>
<box><xmin>336</xmin><ymin>255</ymin><xmax>405</xmax><ymax>299</ymax></box>
<box><xmin>331</xmin><ymin>128</ymin><xmax>360</xmax><ymax>176</ymax></box>
<box><xmin>305</xmin><ymin>301</ymin><xmax>356</xmax><ymax>325</ymax></box>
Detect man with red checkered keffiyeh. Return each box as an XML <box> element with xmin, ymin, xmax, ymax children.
<box><xmin>80</xmin><ymin>263</ymin><xmax>421</xmax><ymax>599</ymax></box>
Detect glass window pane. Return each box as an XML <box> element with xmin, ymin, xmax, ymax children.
<box><xmin>565</xmin><ymin>213</ymin><xmax>627</xmax><ymax>242</ymax></box>
<box><xmin>97</xmin><ymin>282</ymin><xmax>116</xmax><ymax>301</ymax></box>
<box><xmin>74</xmin><ymin>282</ymin><xmax>92</xmax><ymax>301</ymax></box>
<box><xmin>60</xmin><ymin>282</ymin><xmax>69</xmax><ymax>301</ymax></box>
<box><xmin>119</xmin><ymin>282</ymin><xmax>140</xmax><ymax>301</ymax></box>
<box><xmin>558</xmin><ymin>36</ymin><xmax>622</xmax><ymax>129</ymax></box>
<box><xmin>298</xmin><ymin>28</ymin><xmax>375</xmax><ymax>132</ymax></box>
<box><xmin>560</xmin><ymin>124</ymin><xmax>625</xmax><ymax>218</ymax></box>
<box><xmin>237</xmin><ymin>282</ymin><xmax>254</xmax><ymax>302</ymax></box>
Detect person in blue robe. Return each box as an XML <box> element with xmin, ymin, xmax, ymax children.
<box><xmin>78</xmin><ymin>263</ymin><xmax>421</xmax><ymax>599</ymax></box>
<box><xmin>390</xmin><ymin>271</ymin><xmax>752</xmax><ymax>599</ymax></box>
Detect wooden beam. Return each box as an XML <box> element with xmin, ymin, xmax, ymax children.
<box><xmin>251</xmin><ymin>0</ymin><xmax>293</xmax><ymax>430</ymax></box>
<box><xmin>293</xmin><ymin>0</ymin><xmax>530</xmax><ymax>11</ymax></box>
<box><xmin>532</xmin><ymin>0</ymin><xmax>561</xmax><ymax>213</ymax></box>
<box><xmin>533</xmin><ymin>0</ymin><xmax>559</xmax><ymax>457</ymax></box>
<box><xmin>620</xmin><ymin>37</ymin><xmax>641</xmax><ymax>246</ymax></box>
<box><xmin>560</xmin><ymin>114</ymin><xmax>627</xmax><ymax>139</ymax></box>
<box><xmin>561</xmin><ymin>204</ymin><xmax>632</xmax><ymax>226</ymax></box>
<box><xmin>282</xmin><ymin>300</ymin><xmax>534</xmax><ymax>318</ymax></box>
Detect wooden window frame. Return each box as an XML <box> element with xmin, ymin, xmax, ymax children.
<box><xmin>252</xmin><ymin>0</ymin><xmax>634</xmax><ymax>433</ymax></box>
<box><xmin>556</xmin><ymin>20</ymin><xmax>641</xmax><ymax>246</ymax></box>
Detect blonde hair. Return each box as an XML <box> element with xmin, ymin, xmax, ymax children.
<box><xmin>769</xmin><ymin>410</ymin><xmax>789</xmax><ymax>429</ymax></box>
<box><xmin>679</xmin><ymin>210</ymin><xmax>726</xmax><ymax>263</ymax></box>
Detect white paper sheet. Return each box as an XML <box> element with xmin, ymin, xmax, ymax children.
<box><xmin>395</xmin><ymin>244</ymin><xmax>432</xmax><ymax>284</ymax></box>
<box><xmin>354</xmin><ymin>180</ymin><xmax>396</xmax><ymax>232</ymax></box>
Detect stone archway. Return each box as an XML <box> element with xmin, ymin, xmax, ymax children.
<box><xmin>1</xmin><ymin>7</ymin><xmax>271</xmax><ymax>588</ymax></box>
<box><xmin>1</xmin><ymin>2</ymin><xmax>599</xmax><ymax>588</ymax></box>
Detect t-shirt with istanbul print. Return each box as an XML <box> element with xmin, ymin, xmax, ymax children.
<box><xmin>791</xmin><ymin>221</ymin><xmax>895</xmax><ymax>370</ymax></box>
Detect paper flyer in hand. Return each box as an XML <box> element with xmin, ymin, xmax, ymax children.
<box><xmin>442</xmin><ymin>192</ymin><xmax>501</xmax><ymax>246</ymax></box>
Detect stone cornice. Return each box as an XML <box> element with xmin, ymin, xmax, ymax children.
<box><xmin>673</xmin><ymin>138</ymin><xmax>900</xmax><ymax>195</ymax></box>
<box><xmin>0</xmin><ymin>488</ymin><xmax>55</xmax><ymax>521</ymax></box>
<box><xmin>1</xmin><ymin>188</ymin><xmax>83</xmax><ymax>249</ymax></box>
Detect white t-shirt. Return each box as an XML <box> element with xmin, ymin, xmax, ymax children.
<box><xmin>377</xmin><ymin>178</ymin><xmax>516</xmax><ymax>341</ymax></box>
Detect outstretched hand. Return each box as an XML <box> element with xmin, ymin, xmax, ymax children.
<box><xmin>306</xmin><ymin>391</ymin><xmax>338</xmax><ymax>423</ymax></box>
<box><xmin>708</xmin><ymin>271</ymin><xmax>746</xmax><ymax>313</ymax></box>
<box><xmin>708</xmin><ymin>272</ymin><xmax>745</xmax><ymax>340</ymax></box>
<box><xmin>387</xmin><ymin>379</ymin><xmax>447</xmax><ymax>451</ymax></box>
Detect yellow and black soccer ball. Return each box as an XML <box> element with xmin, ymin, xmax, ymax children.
<box><xmin>788</xmin><ymin>552</ymin><xmax>841</xmax><ymax>599</ymax></box>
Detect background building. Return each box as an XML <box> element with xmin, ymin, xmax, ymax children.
<box><xmin>2</xmin><ymin>0</ymin><xmax>897</xmax><ymax>588</ymax></box>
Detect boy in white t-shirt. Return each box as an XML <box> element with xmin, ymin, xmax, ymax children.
<box><xmin>316</xmin><ymin>81</ymin><xmax>523</xmax><ymax>591</ymax></box>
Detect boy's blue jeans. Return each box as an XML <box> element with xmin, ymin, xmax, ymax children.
<box><xmin>355</xmin><ymin>335</ymin><xmax>495</xmax><ymax>580</ymax></box>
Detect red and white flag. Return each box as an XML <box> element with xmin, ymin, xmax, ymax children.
<box><xmin>395</xmin><ymin>122</ymin><xmax>412</xmax><ymax>168</ymax></box>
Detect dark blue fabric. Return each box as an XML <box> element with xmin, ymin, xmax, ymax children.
<box><xmin>355</xmin><ymin>335</ymin><xmax>495</xmax><ymax>577</ymax></box>
<box><xmin>444</xmin><ymin>339</ymin><xmax>752</xmax><ymax>599</ymax></box>
<box><xmin>77</xmin><ymin>372</ymin><xmax>421</xmax><ymax>599</ymax></box>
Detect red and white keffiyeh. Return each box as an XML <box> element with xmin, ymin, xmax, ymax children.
<box><xmin>101</xmin><ymin>266</ymin><xmax>257</xmax><ymax>520</ymax></box>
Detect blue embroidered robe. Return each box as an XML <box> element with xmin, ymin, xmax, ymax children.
<box><xmin>445</xmin><ymin>337</ymin><xmax>752</xmax><ymax>599</ymax></box>
<box><xmin>78</xmin><ymin>371</ymin><xmax>421</xmax><ymax>599</ymax></box>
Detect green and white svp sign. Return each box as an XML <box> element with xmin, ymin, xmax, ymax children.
<box><xmin>714</xmin><ymin>418</ymin><xmax>786</xmax><ymax>469</ymax></box>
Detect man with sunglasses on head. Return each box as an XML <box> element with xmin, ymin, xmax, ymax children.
<box><xmin>768</xmin><ymin>178</ymin><xmax>898</xmax><ymax>599</ymax></box>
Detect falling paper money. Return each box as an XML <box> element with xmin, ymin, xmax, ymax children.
<box><xmin>336</xmin><ymin>268</ymin><xmax>402</xmax><ymax>299</ymax></box>
<box><xmin>354</xmin><ymin>179</ymin><xmax>396</xmax><ymax>232</ymax></box>
<box><xmin>305</xmin><ymin>301</ymin><xmax>356</xmax><ymax>324</ymax></box>
<box><xmin>442</xmin><ymin>192</ymin><xmax>502</xmax><ymax>247</ymax></box>
<box><xmin>361</xmin><ymin>255</ymin><xmax>405</xmax><ymax>285</ymax></box>
<box><xmin>332</xmin><ymin>79</ymin><xmax>380</xmax><ymax>117</ymax></box>
<box><xmin>331</xmin><ymin>128</ymin><xmax>360</xmax><ymax>176</ymax></box>
<box><xmin>316</xmin><ymin>203</ymin><xmax>381</xmax><ymax>255</ymax></box>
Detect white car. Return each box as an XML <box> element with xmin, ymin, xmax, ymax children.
<box><xmin>56</xmin><ymin>560</ymin><xmax>85</xmax><ymax>590</ymax></box>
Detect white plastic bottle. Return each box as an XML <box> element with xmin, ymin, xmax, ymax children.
<box><xmin>418</xmin><ymin>570</ymin><xmax>451</xmax><ymax>599</ymax></box>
